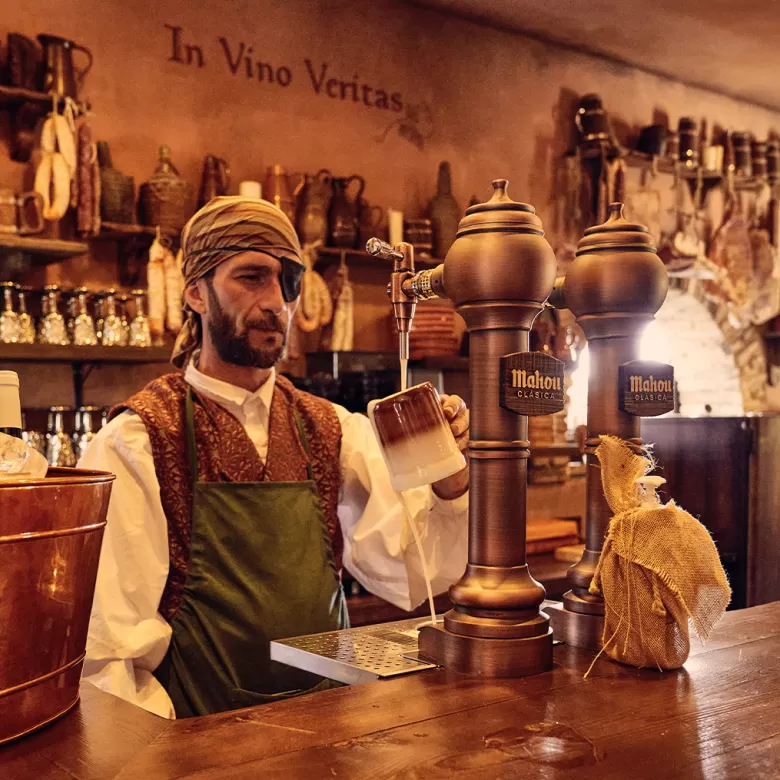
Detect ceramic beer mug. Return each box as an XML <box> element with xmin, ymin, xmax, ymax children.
<box><xmin>368</xmin><ymin>382</ymin><xmax>465</xmax><ymax>492</ymax></box>
<box><xmin>0</xmin><ymin>189</ymin><xmax>44</xmax><ymax>235</ymax></box>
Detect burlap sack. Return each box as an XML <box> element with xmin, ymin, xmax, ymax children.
<box><xmin>589</xmin><ymin>436</ymin><xmax>731</xmax><ymax>670</ymax></box>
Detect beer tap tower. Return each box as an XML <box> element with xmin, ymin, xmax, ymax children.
<box><xmin>368</xmin><ymin>179</ymin><xmax>566</xmax><ymax>677</ymax></box>
<box><xmin>547</xmin><ymin>203</ymin><xmax>672</xmax><ymax>649</ymax></box>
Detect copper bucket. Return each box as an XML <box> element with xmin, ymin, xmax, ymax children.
<box><xmin>0</xmin><ymin>467</ymin><xmax>114</xmax><ymax>745</ymax></box>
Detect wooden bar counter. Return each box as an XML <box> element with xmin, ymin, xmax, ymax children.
<box><xmin>4</xmin><ymin>602</ymin><xmax>780</xmax><ymax>779</ymax></box>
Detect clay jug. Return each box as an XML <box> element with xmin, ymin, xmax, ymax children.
<box><xmin>428</xmin><ymin>161</ymin><xmax>461</xmax><ymax>259</ymax></box>
<box><xmin>358</xmin><ymin>199</ymin><xmax>385</xmax><ymax>245</ymax></box>
<box><xmin>328</xmin><ymin>175</ymin><xmax>365</xmax><ymax>248</ymax></box>
<box><xmin>264</xmin><ymin>165</ymin><xmax>300</xmax><ymax>224</ymax></box>
<box><xmin>198</xmin><ymin>155</ymin><xmax>230</xmax><ymax>208</ymax></box>
<box><xmin>297</xmin><ymin>169</ymin><xmax>332</xmax><ymax>245</ymax></box>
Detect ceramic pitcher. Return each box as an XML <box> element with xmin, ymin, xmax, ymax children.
<box><xmin>328</xmin><ymin>175</ymin><xmax>365</xmax><ymax>248</ymax></box>
<box><xmin>38</xmin><ymin>34</ymin><xmax>93</xmax><ymax>99</ymax></box>
<box><xmin>297</xmin><ymin>169</ymin><xmax>333</xmax><ymax>245</ymax></box>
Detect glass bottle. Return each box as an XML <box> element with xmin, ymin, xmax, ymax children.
<box><xmin>129</xmin><ymin>289</ymin><xmax>152</xmax><ymax>347</ymax></box>
<box><xmin>16</xmin><ymin>285</ymin><xmax>36</xmax><ymax>344</ymax></box>
<box><xmin>100</xmin><ymin>289</ymin><xmax>123</xmax><ymax>347</ymax></box>
<box><xmin>45</xmin><ymin>406</ymin><xmax>76</xmax><ymax>467</ymax></box>
<box><xmin>0</xmin><ymin>281</ymin><xmax>20</xmax><ymax>344</ymax></box>
<box><xmin>38</xmin><ymin>285</ymin><xmax>69</xmax><ymax>346</ymax></box>
<box><xmin>72</xmin><ymin>287</ymin><xmax>98</xmax><ymax>346</ymax></box>
<box><xmin>0</xmin><ymin>370</ymin><xmax>22</xmax><ymax>439</ymax></box>
<box><xmin>93</xmin><ymin>291</ymin><xmax>106</xmax><ymax>343</ymax></box>
<box><xmin>36</xmin><ymin>289</ymin><xmax>49</xmax><ymax>342</ymax></box>
<box><xmin>116</xmin><ymin>293</ymin><xmax>130</xmax><ymax>346</ymax></box>
<box><xmin>0</xmin><ymin>371</ymin><xmax>31</xmax><ymax>477</ymax></box>
<box><xmin>63</xmin><ymin>288</ymin><xmax>77</xmax><ymax>342</ymax></box>
<box><xmin>21</xmin><ymin>410</ymin><xmax>46</xmax><ymax>455</ymax></box>
<box><xmin>72</xmin><ymin>405</ymin><xmax>101</xmax><ymax>460</ymax></box>
<box><xmin>428</xmin><ymin>161</ymin><xmax>461</xmax><ymax>259</ymax></box>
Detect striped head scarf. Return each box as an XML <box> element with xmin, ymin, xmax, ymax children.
<box><xmin>171</xmin><ymin>196</ymin><xmax>304</xmax><ymax>369</ymax></box>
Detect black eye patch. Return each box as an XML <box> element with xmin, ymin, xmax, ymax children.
<box><xmin>280</xmin><ymin>257</ymin><xmax>305</xmax><ymax>302</ymax></box>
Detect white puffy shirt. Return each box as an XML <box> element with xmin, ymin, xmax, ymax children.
<box><xmin>79</xmin><ymin>364</ymin><xmax>468</xmax><ymax>718</ymax></box>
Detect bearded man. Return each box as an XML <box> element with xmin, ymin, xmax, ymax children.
<box><xmin>80</xmin><ymin>197</ymin><xmax>469</xmax><ymax>718</ymax></box>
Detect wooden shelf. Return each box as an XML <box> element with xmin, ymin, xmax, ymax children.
<box><xmin>622</xmin><ymin>149</ymin><xmax>767</xmax><ymax>191</ymax></box>
<box><xmin>0</xmin><ymin>233</ymin><xmax>89</xmax><ymax>259</ymax></box>
<box><xmin>317</xmin><ymin>246</ymin><xmax>440</xmax><ymax>269</ymax></box>
<box><xmin>0</xmin><ymin>343</ymin><xmax>171</xmax><ymax>364</ymax></box>
<box><xmin>575</xmin><ymin>147</ymin><xmax>770</xmax><ymax>192</ymax></box>
<box><xmin>97</xmin><ymin>222</ymin><xmax>180</xmax><ymax>241</ymax></box>
<box><xmin>0</xmin><ymin>84</ymin><xmax>57</xmax><ymax>107</ymax></box>
<box><xmin>0</xmin><ymin>85</ymin><xmax>91</xmax><ymax>113</ymax></box>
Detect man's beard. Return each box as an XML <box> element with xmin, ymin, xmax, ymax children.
<box><xmin>205</xmin><ymin>284</ymin><xmax>288</xmax><ymax>369</ymax></box>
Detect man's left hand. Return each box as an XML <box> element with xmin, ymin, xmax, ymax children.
<box><xmin>432</xmin><ymin>394</ymin><xmax>469</xmax><ymax>500</ymax></box>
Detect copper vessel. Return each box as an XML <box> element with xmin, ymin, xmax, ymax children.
<box><xmin>0</xmin><ymin>467</ymin><xmax>114</xmax><ymax>745</ymax></box>
<box><xmin>37</xmin><ymin>34</ymin><xmax>93</xmax><ymax>100</ymax></box>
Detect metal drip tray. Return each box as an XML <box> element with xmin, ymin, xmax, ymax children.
<box><xmin>270</xmin><ymin>617</ymin><xmax>440</xmax><ymax>685</ymax></box>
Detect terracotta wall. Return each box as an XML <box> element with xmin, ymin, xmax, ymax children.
<box><xmin>3</xmin><ymin>0</ymin><xmax>780</xmax><ymax>404</ymax></box>
<box><xmin>4</xmin><ymin>0</ymin><xmax>780</xmax><ymax>213</ymax></box>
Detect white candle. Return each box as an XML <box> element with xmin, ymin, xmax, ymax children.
<box><xmin>388</xmin><ymin>208</ymin><xmax>404</xmax><ymax>246</ymax></box>
<box><xmin>239</xmin><ymin>181</ymin><xmax>262</xmax><ymax>199</ymax></box>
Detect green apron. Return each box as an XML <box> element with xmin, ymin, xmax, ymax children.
<box><xmin>154</xmin><ymin>387</ymin><xmax>348</xmax><ymax>717</ymax></box>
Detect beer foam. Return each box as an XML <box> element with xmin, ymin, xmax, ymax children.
<box><xmin>374</xmin><ymin>426</ymin><xmax>465</xmax><ymax>493</ymax></box>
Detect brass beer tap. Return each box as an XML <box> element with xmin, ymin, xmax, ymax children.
<box><xmin>368</xmin><ymin>179</ymin><xmax>563</xmax><ymax>677</ymax></box>
<box><xmin>366</xmin><ymin>238</ymin><xmax>445</xmax><ymax>364</ymax></box>
<box><xmin>547</xmin><ymin>203</ymin><xmax>672</xmax><ymax>650</ymax></box>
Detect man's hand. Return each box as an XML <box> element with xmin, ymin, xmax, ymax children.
<box><xmin>432</xmin><ymin>393</ymin><xmax>470</xmax><ymax>500</ymax></box>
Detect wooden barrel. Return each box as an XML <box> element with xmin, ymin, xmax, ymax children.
<box><xmin>0</xmin><ymin>467</ymin><xmax>114</xmax><ymax>745</ymax></box>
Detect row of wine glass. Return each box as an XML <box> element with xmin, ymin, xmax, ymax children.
<box><xmin>0</xmin><ymin>283</ymin><xmax>153</xmax><ymax>347</ymax></box>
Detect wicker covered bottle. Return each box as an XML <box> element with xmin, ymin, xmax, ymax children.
<box><xmin>139</xmin><ymin>145</ymin><xmax>194</xmax><ymax>231</ymax></box>
<box><xmin>97</xmin><ymin>141</ymin><xmax>135</xmax><ymax>225</ymax></box>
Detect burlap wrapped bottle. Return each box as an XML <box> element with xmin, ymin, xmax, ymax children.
<box><xmin>589</xmin><ymin>435</ymin><xmax>731</xmax><ymax>670</ymax></box>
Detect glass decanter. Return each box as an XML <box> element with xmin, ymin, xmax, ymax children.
<box><xmin>116</xmin><ymin>293</ymin><xmax>130</xmax><ymax>347</ymax></box>
<box><xmin>45</xmin><ymin>406</ymin><xmax>76</xmax><ymax>467</ymax></box>
<box><xmin>16</xmin><ymin>285</ymin><xmax>36</xmax><ymax>344</ymax></box>
<box><xmin>21</xmin><ymin>411</ymin><xmax>46</xmax><ymax>456</ymax></box>
<box><xmin>38</xmin><ymin>285</ymin><xmax>69</xmax><ymax>346</ymax></box>
<box><xmin>100</xmin><ymin>289</ymin><xmax>124</xmax><ymax>347</ymax></box>
<box><xmin>93</xmin><ymin>292</ymin><xmax>105</xmax><ymax>343</ymax></box>
<box><xmin>63</xmin><ymin>289</ymin><xmax>77</xmax><ymax>343</ymax></box>
<box><xmin>129</xmin><ymin>289</ymin><xmax>152</xmax><ymax>347</ymax></box>
<box><xmin>72</xmin><ymin>405</ymin><xmax>101</xmax><ymax>460</ymax></box>
<box><xmin>71</xmin><ymin>287</ymin><xmax>98</xmax><ymax>346</ymax></box>
<box><xmin>0</xmin><ymin>281</ymin><xmax>20</xmax><ymax>344</ymax></box>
